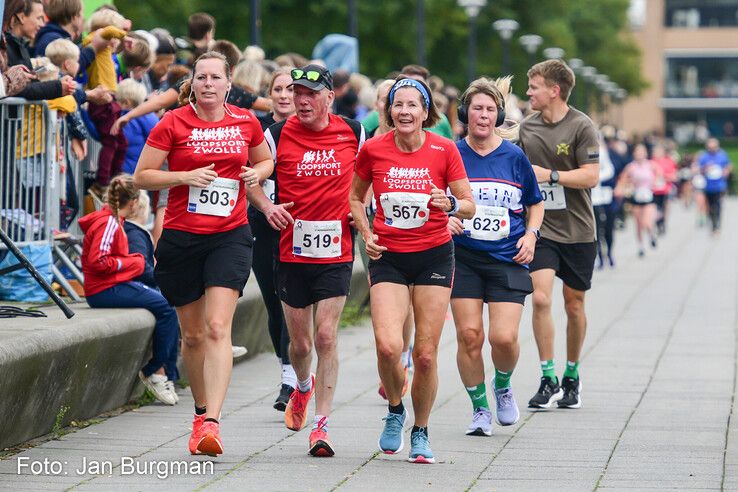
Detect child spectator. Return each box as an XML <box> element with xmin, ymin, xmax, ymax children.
<box><xmin>79</xmin><ymin>174</ymin><xmax>179</xmax><ymax>406</ymax></box>
<box><xmin>116</xmin><ymin>78</ymin><xmax>158</xmax><ymax>174</ymax></box>
<box><xmin>120</xmin><ymin>31</ymin><xmax>153</xmax><ymax>89</ymax></box>
<box><xmin>123</xmin><ymin>189</ymin><xmax>155</xmax><ymax>288</ymax></box>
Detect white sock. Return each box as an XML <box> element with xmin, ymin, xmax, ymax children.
<box><xmin>282</xmin><ymin>364</ymin><xmax>297</xmax><ymax>388</ymax></box>
<box><xmin>401</xmin><ymin>351</ymin><xmax>410</xmax><ymax>367</ymax></box>
<box><xmin>313</xmin><ymin>415</ymin><xmax>327</xmax><ymax>430</ymax></box>
<box><xmin>298</xmin><ymin>375</ymin><xmax>313</xmax><ymax>393</ymax></box>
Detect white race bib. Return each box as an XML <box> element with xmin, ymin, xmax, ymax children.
<box><xmin>262</xmin><ymin>178</ymin><xmax>276</xmax><ymax>203</ymax></box>
<box><xmin>633</xmin><ymin>187</ymin><xmax>653</xmax><ymax>203</ymax></box>
<box><xmin>707</xmin><ymin>165</ymin><xmax>723</xmax><ymax>180</ymax></box>
<box><xmin>463</xmin><ymin>205</ymin><xmax>510</xmax><ymax>241</ymax></box>
<box><xmin>292</xmin><ymin>220</ymin><xmax>342</xmax><ymax>258</ymax></box>
<box><xmin>591</xmin><ymin>185</ymin><xmax>613</xmax><ymax>206</ymax></box>
<box><xmin>692</xmin><ymin>174</ymin><xmax>706</xmax><ymax>190</ymax></box>
<box><xmin>540</xmin><ymin>183</ymin><xmax>566</xmax><ymax>210</ymax></box>
<box><xmin>188</xmin><ymin>177</ymin><xmax>239</xmax><ymax>217</ymax></box>
<box><xmin>380</xmin><ymin>192</ymin><xmax>430</xmax><ymax>229</ymax></box>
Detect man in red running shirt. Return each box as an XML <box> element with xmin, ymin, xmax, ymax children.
<box><xmin>248</xmin><ymin>65</ymin><xmax>365</xmax><ymax>457</ymax></box>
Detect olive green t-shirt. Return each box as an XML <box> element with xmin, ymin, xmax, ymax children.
<box><xmin>519</xmin><ymin>107</ymin><xmax>599</xmax><ymax>243</ymax></box>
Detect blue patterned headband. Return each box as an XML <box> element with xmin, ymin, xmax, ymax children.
<box><xmin>389</xmin><ymin>78</ymin><xmax>431</xmax><ymax>108</ymax></box>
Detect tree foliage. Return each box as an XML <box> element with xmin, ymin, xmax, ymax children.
<box><xmin>115</xmin><ymin>0</ymin><xmax>647</xmax><ymax>96</ymax></box>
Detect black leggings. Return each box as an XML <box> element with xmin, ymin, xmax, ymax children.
<box><xmin>705</xmin><ymin>192</ymin><xmax>723</xmax><ymax>232</ymax></box>
<box><xmin>249</xmin><ymin>208</ymin><xmax>290</xmax><ymax>364</ymax></box>
<box><xmin>594</xmin><ymin>204</ymin><xmax>617</xmax><ymax>262</ymax></box>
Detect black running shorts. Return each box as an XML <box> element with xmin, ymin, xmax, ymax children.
<box><xmin>368</xmin><ymin>241</ymin><xmax>454</xmax><ymax>288</ymax></box>
<box><xmin>154</xmin><ymin>225</ymin><xmax>253</xmax><ymax>307</ymax></box>
<box><xmin>529</xmin><ymin>238</ymin><xmax>596</xmax><ymax>291</ymax></box>
<box><xmin>277</xmin><ymin>261</ymin><xmax>353</xmax><ymax>309</ymax></box>
<box><xmin>451</xmin><ymin>244</ymin><xmax>532</xmax><ymax>304</ymax></box>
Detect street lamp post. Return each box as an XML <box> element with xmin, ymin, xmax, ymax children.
<box><xmin>580</xmin><ymin>65</ymin><xmax>597</xmax><ymax>115</ymax></box>
<box><xmin>518</xmin><ymin>34</ymin><xmax>543</xmax><ymax>68</ymax></box>
<box><xmin>250</xmin><ymin>0</ymin><xmax>261</xmax><ymax>46</ymax></box>
<box><xmin>348</xmin><ymin>0</ymin><xmax>358</xmax><ymax>39</ymax></box>
<box><xmin>417</xmin><ymin>0</ymin><xmax>426</xmax><ymax>66</ymax></box>
<box><xmin>492</xmin><ymin>19</ymin><xmax>519</xmax><ymax>75</ymax></box>
<box><xmin>458</xmin><ymin>0</ymin><xmax>487</xmax><ymax>83</ymax></box>
<box><xmin>568</xmin><ymin>58</ymin><xmax>584</xmax><ymax>107</ymax></box>
<box><xmin>542</xmin><ymin>47</ymin><xmax>565</xmax><ymax>60</ymax></box>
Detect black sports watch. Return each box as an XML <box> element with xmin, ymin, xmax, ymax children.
<box><xmin>549</xmin><ymin>170</ymin><xmax>560</xmax><ymax>185</ymax></box>
<box><xmin>446</xmin><ymin>195</ymin><xmax>459</xmax><ymax>215</ymax></box>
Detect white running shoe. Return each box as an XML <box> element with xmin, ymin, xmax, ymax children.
<box><xmin>465</xmin><ymin>407</ymin><xmax>493</xmax><ymax>436</ymax></box>
<box><xmin>165</xmin><ymin>380</ymin><xmax>179</xmax><ymax>403</ymax></box>
<box><xmin>232</xmin><ymin>345</ymin><xmax>248</xmax><ymax>358</ymax></box>
<box><xmin>139</xmin><ymin>371</ymin><xmax>177</xmax><ymax>405</ymax></box>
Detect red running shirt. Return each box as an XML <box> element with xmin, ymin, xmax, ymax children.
<box><xmin>356</xmin><ymin>131</ymin><xmax>467</xmax><ymax>253</ymax></box>
<box><xmin>266</xmin><ymin>114</ymin><xmax>363</xmax><ymax>263</ymax></box>
<box><xmin>146</xmin><ymin>104</ymin><xmax>264</xmax><ymax>234</ymax></box>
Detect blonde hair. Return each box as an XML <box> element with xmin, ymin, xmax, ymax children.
<box><xmin>89</xmin><ymin>8</ymin><xmax>126</xmax><ymax>31</ymax></box>
<box><xmin>45</xmin><ymin>39</ymin><xmax>79</xmax><ymax>68</ymax></box>
<box><xmin>232</xmin><ymin>60</ymin><xmax>265</xmax><ymax>94</ymax></box>
<box><xmin>117</xmin><ymin>78</ymin><xmax>147</xmax><ymax>106</ymax></box>
<box><xmin>127</xmin><ymin>189</ymin><xmax>151</xmax><ymax>225</ymax></box>
<box><xmin>106</xmin><ymin>174</ymin><xmax>139</xmax><ymax>218</ymax></box>
<box><xmin>527</xmin><ymin>59</ymin><xmax>575</xmax><ymax>102</ymax></box>
<box><xmin>31</xmin><ymin>57</ymin><xmax>59</xmax><ymax>82</ymax></box>
<box><xmin>461</xmin><ymin>76</ymin><xmax>518</xmax><ymax>140</ymax></box>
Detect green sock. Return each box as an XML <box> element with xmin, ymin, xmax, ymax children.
<box><xmin>540</xmin><ymin>360</ymin><xmax>557</xmax><ymax>382</ymax></box>
<box><xmin>563</xmin><ymin>360</ymin><xmax>580</xmax><ymax>379</ymax></box>
<box><xmin>494</xmin><ymin>369</ymin><xmax>512</xmax><ymax>390</ymax></box>
<box><xmin>465</xmin><ymin>383</ymin><xmax>489</xmax><ymax>411</ymax></box>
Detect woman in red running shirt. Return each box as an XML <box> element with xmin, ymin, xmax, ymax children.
<box><xmin>133</xmin><ymin>51</ymin><xmax>274</xmax><ymax>457</ymax></box>
<box><xmin>350</xmin><ymin>77</ymin><xmax>474</xmax><ymax>464</ymax></box>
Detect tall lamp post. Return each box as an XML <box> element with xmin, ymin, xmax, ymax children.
<box><xmin>519</xmin><ymin>34</ymin><xmax>543</xmax><ymax>68</ymax></box>
<box><xmin>417</xmin><ymin>0</ymin><xmax>426</xmax><ymax>65</ymax></box>
<box><xmin>348</xmin><ymin>0</ymin><xmax>358</xmax><ymax>39</ymax></box>
<box><xmin>542</xmin><ymin>47</ymin><xmax>565</xmax><ymax>60</ymax></box>
<box><xmin>568</xmin><ymin>58</ymin><xmax>584</xmax><ymax>107</ymax></box>
<box><xmin>492</xmin><ymin>19</ymin><xmax>519</xmax><ymax>75</ymax></box>
<box><xmin>459</xmin><ymin>0</ymin><xmax>487</xmax><ymax>83</ymax></box>
<box><xmin>580</xmin><ymin>65</ymin><xmax>597</xmax><ymax>115</ymax></box>
<box><xmin>250</xmin><ymin>0</ymin><xmax>261</xmax><ymax>46</ymax></box>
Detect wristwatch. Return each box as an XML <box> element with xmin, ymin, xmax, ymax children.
<box><xmin>549</xmin><ymin>170</ymin><xmax>560</xmax><ymax>185</ymax></box>
<box><xmin>447</xmin><ymin>195</ymin><xmax>459</xmax><ymax>215</ymax></box>
<box><xmin>526</xmin><ymin>227</ymin><xmax>540</xmax><ymax>240</ymax></box>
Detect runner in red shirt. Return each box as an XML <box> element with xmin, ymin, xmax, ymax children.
<box><xmin>349</xmin><ymin>77</ymin><xmax>474</xmax><ymax>463</ymax></box>
<box><xmin>133</xmin><ymin>51</ymin><xmax>274</xmax><ymax>457</ymax></box>
<box><xmin>248</xmin><ymin>64</ymin><xmax>365</xmax><ymax>458</ymax></box>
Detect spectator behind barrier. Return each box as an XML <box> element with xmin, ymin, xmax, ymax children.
<box><xmin>117</xmin><ymin>78</ymin><xmax>158</xmax><ymax>175</ymax></box>
<box><xmin>123</xmin><ymin>189</ymin><xmax>156</xmax><ymax>288</ymax></box>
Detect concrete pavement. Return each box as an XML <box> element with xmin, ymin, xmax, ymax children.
<box><xmin>1</xmin><ymin>200</ymin><xmax>736</xmax><ymax>491</ymax></box>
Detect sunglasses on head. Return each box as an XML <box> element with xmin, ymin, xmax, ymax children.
<box><xmin>291</xmin><ymin>69</ymin><xmax>323</xmax><ymax>82</ymax></box>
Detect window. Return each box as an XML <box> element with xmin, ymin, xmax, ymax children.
<box><xmin>665</xmin><ymin>0</ymin><xmax>738</xmax><ymax>27</ymax></box>
<box><xmin>665</xmin><ymin>56</ymin><xmax>738</xmax><ymax>98</ymax></box>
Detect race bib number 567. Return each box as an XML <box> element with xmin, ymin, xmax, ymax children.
<box><xmin>380</xmin><ymin>192</ymin><xmax>430</xmax><ymax>229</ymax></box>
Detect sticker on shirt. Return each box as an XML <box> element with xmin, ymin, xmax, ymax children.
<box><xmin>292</xmin><ymin>220</ymin><xmax>342</xmax><ymax>258</ymax></box>
<box><xmin>539</xmin><ymin>183</ymin><xmax>566</xmax><ymax>210</ymax></box>
<box><xmin>262</xmin><ymin>178</ymin><xmax>276</xmax><ymax>203</ymax></box>
<box><xmin>633</xmin><ymin>187</ymin><xmax>653</xmax><ymax>203</ymax></box>
<box><xmin>188</xmin><ymin>177</ymin><xmax>239</xmax><ymax>217</ymax></box>
<box><xmin>706</xmin><ymin>165</ymin><xmax>723</xmax><ymax>180</ymax></box>
<box><xmin>591</xmin><ymin>185</ymin><xmax>613</xmax><ymax>206</ymax></box>
<box><xmin>463</xmin><ymin>205</ymin><xmax>510</xmax><ymax>241</ymax></box>
<box><xmin>380</xmin><ymin>192</ymin><xmax>430</xmax><ymax>229</ymax></box>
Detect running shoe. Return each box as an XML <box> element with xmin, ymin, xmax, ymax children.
<box><xmin>528</xmin><ymin>376</ymin><xmax>563</xmax><ymax>409</ymax></box>
<box><xmin>408</xmin><ymin>430</ymin><xmax>435</xmax><ymax>464</ymax></box>
<box><xmin>378</xmin><ymin>367</ymin><xmax>410</xmax><ymax>400</ymax></box>
<box><xmin>165</xmin><ymin>380</ymin><xmax>179</xmax><ymax>404</ymax></box>
<box><xmin>557</xmin><ymin>376</ymin><xmax>582</xmax><ymax>409</ymax></box>
<box><xmin>465</xmin><ymin>407</ymin><xmax>492</xmax><ymax>436</ymax></box>
<box><xmin>284</xmin><ymin>373</ymin><xmax>315</xmax><ymax>431</ymax></box>
<box><xmin>273</xmin><ymin>384</ymin><xmax>294</xmax><ymax>412</ymax></box>
<box><xmin>188</xmin><ymin>413</ymin><xmax>206</xmax><ymax>455</ymax></box>
<box><xmin>138</xmin><ymin>371</ymin><xmax>177</xmax><ymax>405</ymax></box>
<box><xmin>494</xmin><ymin>387</ymin><xmax>520</xmax><ymax>426</ymax></box>
<box><xmin>308</xmin><ymin>417</ymin><xmax>335</xmax><ymax>457</ymax></box>
<box><xmin>379</xmin><ymin>410</ymin><xmax>407</xmax><ymax>453</ymax></box>
<box><xmin>232</xmin><ymin>345</ymin><xmax>248</xmax><ymax>358</ymax></box>
<box><xmin>195</xmin><ymin>421</ymin><xmax>223</xmax><ymax>457</ymax></box>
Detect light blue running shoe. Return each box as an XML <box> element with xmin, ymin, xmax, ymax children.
<box><xmin>494</xmin><ymin>386</ymin><xmax>520</xmax><ymax>426</ymax></box>
<box><xmin>378</xmin><ymin>410</ymin><xmax>406</xmax><ymax>454</ymax></box>
<box><xmin>408</xmin><ymin>430</ymin><xmax>435</xmax><ymax>464</ymax></box>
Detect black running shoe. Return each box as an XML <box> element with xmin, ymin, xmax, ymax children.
<box><xmin>528</xmin><ymin>376</ymin><xmax>563</xmax><ymax>409</ymax></box>
<box><xmin>273</xmin><ymin>384</ymin><xmax>294</xmax><ymax>411</ymax></box>
<box><xmin>557</xmin><ymin>376</ymin><xmax>582</xmax><ymax>409</ymax></box>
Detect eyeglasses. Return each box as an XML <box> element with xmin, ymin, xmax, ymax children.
<box><xmin>291</xmin><ymin>69</ymin><xmax>323</xmax><ymax>82</ymax></box>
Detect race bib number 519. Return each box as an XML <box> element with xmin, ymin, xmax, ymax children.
<box><xmin>292</xmin><ymin>220</ymin><xmax>342</xmax><ymax>258</ymax></box>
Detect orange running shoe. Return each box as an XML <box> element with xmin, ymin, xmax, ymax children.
<box><xmin>195</xmin><ymin>421</ymin><xmax>224</xmax><ymax>457</ymax></box>
<box><xmin>378</xmin><ymin>367</ymin><xmax>410</xmax><ymax>400</ymax></box>
<box><xmin>308</xmin><ymin>417</ymin><xmax>335</xmax><ymax>457</ymax></box>
<box><xmin>284</xmin><ymin>373</ymin><xmax>315</xmax><ymax>431</ymax></box>
<box><xmin>188</xmin><ymin>414</ymin><xmax>206</xmax><ymax>455</ymax></box>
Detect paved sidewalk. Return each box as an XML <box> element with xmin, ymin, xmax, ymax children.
<box><xmin>1</xmin><ymin>200</ymin><xmax>737</xmax><ymax>491</ymax></box>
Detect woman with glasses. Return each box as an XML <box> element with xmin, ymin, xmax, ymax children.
<box><xmin>134</xmin><ymin>51</ymin><xmax>274</xmax><ymax>457</ymax></box>
<box><xmin>349</xmin><ymin>77</ymin><xmax>474</xmax><ymax>464</ymax></box>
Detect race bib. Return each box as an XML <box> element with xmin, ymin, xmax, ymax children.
<box><xmin>539</xmin><ymin>183</ymin><xmax>566</xmax><ymax>210</ymax></box>
<box><xmin>463</xmin><ymin>205</ymin><xmax>510</xmax><ymax>241</ymax></box>
<box><xmin>188</xmin><ymin>177</ymin><xmax>239</xmax><ymax>217</ymax></box>
<box><xmin>262</xmin><ymin>178</ymin><xmax>276</xmax><ymax>203</ymax></box>
<box><xmin>591</xmin><ymin>185</ymin><xmax>613</xmax><ymax>206</ymax></box>
<box><xmin>633</xmin><ymin>187</ymin><xmax>653</xmax><ymax>203</ymax></box>
<box><xmin>292</xmin><ymin>220</ymin><xmax>342</xmax><ymax>258</ymax></box>
<box><xmin>380</xmin><ymin>192</ymin><xmax>430</xmax><ymax>229</ymax></box>
<box><xmin>707</xmin><ymin>165</ymin><xmax>723</xmax><ymax>180</ymax></box>
<box><xmin>692</xmin><ymin>174</ymin><xmax>706</xmax><ymax>190</ymax></box>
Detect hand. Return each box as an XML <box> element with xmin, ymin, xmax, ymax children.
<box><xmin>86</xmin><ymin>86</ymin><xmax>113</xmax><ymax>105</ymax></box>
<box><xmin>512</xmin><ymin>231</ymin><xmax>537</xmax><ymax>265</ymax></box>
<box><xmin>71</xmin><ymin>138</ymin><xmax>87</xmax><ymax>161</ymax></box>
<box><xmin>430</xmin><ymin>183</ymin><xmax>451</xmax><ymax>212</ymax></box>
<box><xmin>110</xmin><ymin>114</ymin><xmax>129</xmax><ymax>136</ymax></box>
<box><xmin>364</xmin><ymin>233</ymin><xmax>387</xmax><ymax>260</ymax></box>
<box><xmin>90</xmin><ymin>30</ymin><xmax>109</xmax><ymax>52</ymax></box>
<box><xmin>60</xmin><ymin>75</ymin><xmax>77</xmax><ymax>96</ymax></box>
<box><xmin>447</xmin><ymin>216</ymin><xmax>464</xmax><ymax>235</ymax></box>
<box><xmin>182</xmin><ymin>163</ymin><xmax>218</xmax><ymax>188</ymax></box>
<box><xmin>239</xmin><ymin>166</ymin><xmax>259</xmax><ymax>188</ymax></box>
<box><xmin>265</xmin><ymin>202</ymin><xmax>295</xmax><ymax>230</ymax></box>
<box><xmin>347</xmin><ymin>212</ymin><xmax>355</xmax><ymax>228</ymax></box>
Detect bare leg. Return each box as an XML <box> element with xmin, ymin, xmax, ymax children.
<box><xmin>312</xmin><ymin>296</ymin><xmax>346</xmax><ymax>416</ymax></box>
<box><xmin>531</xmin><ymin>269</ymin><xmax>556</xmax><ymax>362</ymax></box>
<box><xmin>372</xmin><ymin>283</ymin><xmax>410</xmax><ymax>406</ymax></box>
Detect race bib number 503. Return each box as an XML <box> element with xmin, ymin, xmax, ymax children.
<box><xmin>188</xmin><ymin>177</ymin><xmax>239</xmax><ymax>217</ymax></box>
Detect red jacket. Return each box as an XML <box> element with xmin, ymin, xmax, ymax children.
<box><xmin>79</xmin><ymin>207</ymin><xmax>145</xmax><ymax>296</ymax></box>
